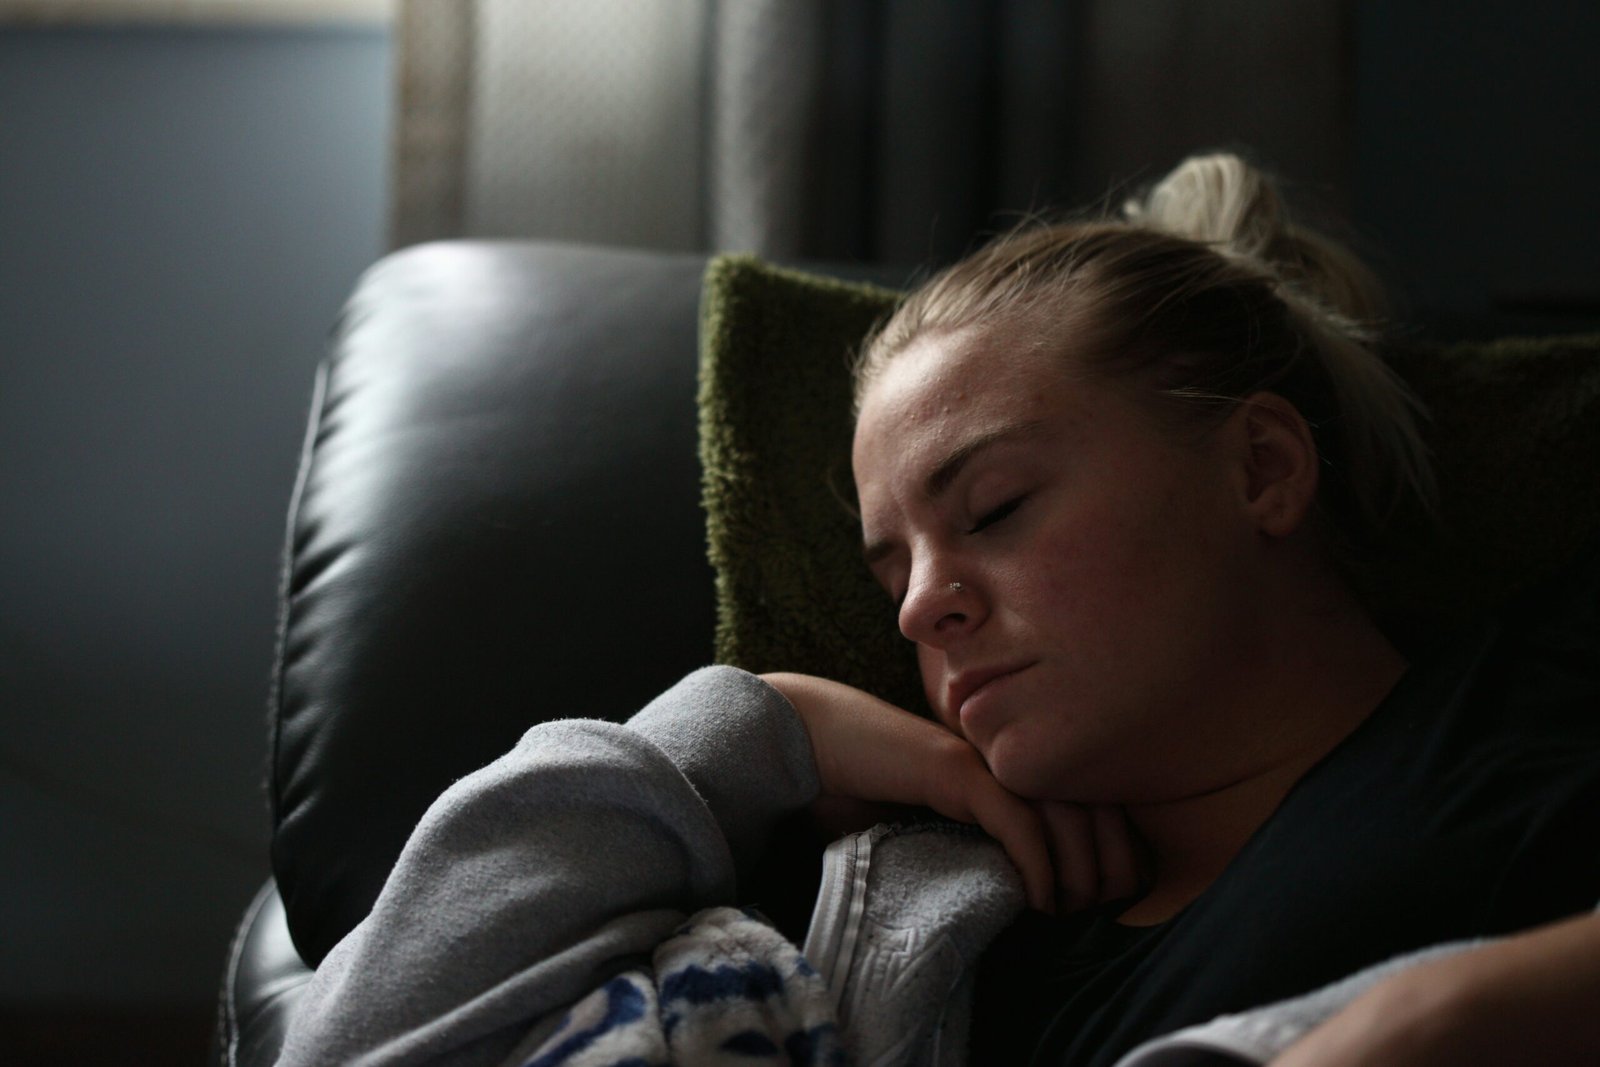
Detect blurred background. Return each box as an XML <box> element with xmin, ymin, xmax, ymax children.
<box><xmin>2</xmin><ymin>0</ymin><xmax>1596</xmax><ymax>1062</ymax></box>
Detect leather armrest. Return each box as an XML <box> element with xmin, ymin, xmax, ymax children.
<box><xmin>216</xmin><ymin>880</ymin><xmax>312</xmax><ymax>1067</ymax></box>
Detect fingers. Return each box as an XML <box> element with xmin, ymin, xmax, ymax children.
<box><xmin>1037</xmin><ymin>801</ymin><xmax>1151</xmax><ymax>913</ymax></box>
<box><xmin>756</xmin><ymin>671</ymin><xmax>1065</xmax><ymax>914</ymax></box>
<box><xmin>1091</xmin><ymin>805</ymin><xmax>1147</xmax><ymax>903</ymax></box>
<box><xmin>901</xmin><ymin>733</ymin><xmax>1055</xmax><ymax>914</ymax></box>
<box><xmin>963</xmin><ymin>782</ymin><xmax>1056</xmax><ymax>915</ymax></box>
<box><xmin>1038</xmin><ymin>801</ymin><xmax>1099</xmax><ymax>912</ymax></box>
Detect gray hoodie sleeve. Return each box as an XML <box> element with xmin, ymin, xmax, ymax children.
<box><xmin>273</xmin><ymin>666</ymin><xmax>820</xmax><ymax>1067</ymax></box>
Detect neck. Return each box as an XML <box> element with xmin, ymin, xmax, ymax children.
<box><xmin>1116</xmin><ymin>580</ymin><xmax>1407</xmax><ymax>926</ymax></box>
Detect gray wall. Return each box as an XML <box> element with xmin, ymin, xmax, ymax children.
<box><xmin>0</xmin><ymin>24</ymin><xmax>390</xmax><ymax>1004</ymax></box>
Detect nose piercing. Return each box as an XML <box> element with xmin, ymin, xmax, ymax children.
<box><xmin>948</xmin><ymin>581</ymin><xmax>963</xmax><ymax>592</ymax></box>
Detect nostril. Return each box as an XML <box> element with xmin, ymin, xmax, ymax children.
<box><xmin>900</xmin><ymin>569</ymin><xmax>975</xmax><ymax>639</ymax></box>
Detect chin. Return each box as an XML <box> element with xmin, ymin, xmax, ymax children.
<box><xmin>985</xmin><ymin>734</ymin><xmax>1114</xmax><ymax>803</ymax></box>
<box><xmin>981</xmin><ymin>738</ymin><xmax>1062</xmax><ymax>799</ymax></box>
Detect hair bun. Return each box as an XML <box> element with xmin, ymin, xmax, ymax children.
<box><xmin>1125</xmin><ymin>153</ymin><xmax>1388</xmax><ymax>326</ymax></box>
<box><xmin>1124</xmin><ymin>153</ymin><xmax>1281</xmax><ymax>257</ymax></box>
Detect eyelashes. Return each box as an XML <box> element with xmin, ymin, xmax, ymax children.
<box><xmin>884</xmin><ymin>494</ymin><xmax>1030</xmax><ymax>608</ymax></box>
<box><xmin>967</xmin><ymin>495</ymin><xmax>1026</xmax><ymax>534</ymax></box>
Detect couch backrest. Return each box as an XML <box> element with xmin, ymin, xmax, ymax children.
<box><xmin>269</xmin><ymin>241</ymin><xmax>718</xmax><ymax>965</ymax></box>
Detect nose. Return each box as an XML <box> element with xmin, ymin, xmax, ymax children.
<box><xmin>898</xmin><ymin>564</ymin><xmax>983</xmax><ymax>647</ymax></box>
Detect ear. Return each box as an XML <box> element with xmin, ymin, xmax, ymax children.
<box><xmin>1231</xmin><ymin>391</ymin><xmax>1319</xmax><ymax>538</ymax></box>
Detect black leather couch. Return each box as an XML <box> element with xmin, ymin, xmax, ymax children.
<box><xmin>212</xmin><ymin>236</ymin><xmax>1600</xmax><ymax>1066</ymax></box>
<box><xmin>216</xmin><ymin>241</ymin><xmax>759</xmax><ymax>1066</ymax></box>
<box><xmin>219</xmin><ymin>235</ymin><xmax>1600</xmax><ymax>1067</ymax></box>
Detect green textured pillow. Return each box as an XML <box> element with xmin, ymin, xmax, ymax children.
<box><xmin>698</xmin><ymin>254</ymin><xmax>1600</xmax><ymax>703</ymax></box>
<box><xmin>697</xmin><ymin>256</ymin><xmax>922</xmax><ymax>712</ymax></box>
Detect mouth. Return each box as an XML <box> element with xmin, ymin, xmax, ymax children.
<box><xmin>947</xmin><ymin>662</ymin><xmax>1033</xmax><ymax>726</ymax></box>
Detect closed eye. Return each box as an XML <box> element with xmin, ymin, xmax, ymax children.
<box><xmin>968</xmin><ymin>495</ymin><xmax>1026</xmax><ymax>534</ymax></box>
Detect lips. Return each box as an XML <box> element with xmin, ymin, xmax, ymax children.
<box><xmin>946</xmin><ymin>662</ymin><xmax>1033</xmax><ymax>723</ymax></box>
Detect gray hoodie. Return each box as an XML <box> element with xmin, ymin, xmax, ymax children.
<box><xmin>273</xmin><ymin>666</ymin><xmax>1486</xmax><ymax>1067</ymax></box>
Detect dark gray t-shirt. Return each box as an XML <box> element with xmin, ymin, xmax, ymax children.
<box><xmin>973</xmin><ymin>542</ymin><xmax>1600</xmax><ymax>1066</ymax></box>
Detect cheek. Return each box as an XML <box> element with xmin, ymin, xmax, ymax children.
<box><xmin>1009</xmin><ymin>492</ymin><xmax>1200</xmax><ymax>639</ymax></box>
<box><xmin>1014</xmin><ymin>496</ymin><xmax>1139</xmax><ymax>584</ymax></box>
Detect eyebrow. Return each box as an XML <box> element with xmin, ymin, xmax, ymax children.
<box><xmin>861</xmin><ymin>418</ymin><xmax>1045</xmax><ymax>568</ymax></box>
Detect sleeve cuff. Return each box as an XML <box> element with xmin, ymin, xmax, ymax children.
<box><xmin>627</xmin><ymin>665</ymin><xmax>821</xmax><ymax>864</ymax></box>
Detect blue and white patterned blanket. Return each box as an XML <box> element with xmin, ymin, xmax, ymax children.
<box><xmin>519</xmin><ymin>907</ymin><xmax>845</xmax><ymax>1067</ymax></box>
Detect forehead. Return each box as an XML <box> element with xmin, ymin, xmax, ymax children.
<box><xmin>852</xmin><ymin>323</ymin><xmax>1074</xmax><ymax>473</ymax></box>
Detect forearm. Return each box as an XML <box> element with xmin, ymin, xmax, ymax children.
<box><xmin>276</xmin><ymin>666</ymin><xmax>820</xmax><ymax>1067</ymax></box>
<box><xmin>1275</xmin><ymin>908</ymin><xmax>1600</xmax><ymax>1066</ymax></box>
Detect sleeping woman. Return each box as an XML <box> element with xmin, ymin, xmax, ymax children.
<box><xmin>274</xmin><ymin>154</ymin><xmax>1600</xmax><ymax>1066</ymax></box>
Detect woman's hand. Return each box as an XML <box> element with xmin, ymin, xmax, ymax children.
<box><xmin>1037</xmin><ymin>799</ymin><xmax>1146</xmax><ymax>913</ymax></box>
<box><xmin>760</xmin><ymin>671</ymin><xmax>1143</xmax><ymax>915</ymax></box>
<box><xmin>1272</xmin><ymin>911</ymin><xmax>1600</xmax><ymax>1066</ymax></box>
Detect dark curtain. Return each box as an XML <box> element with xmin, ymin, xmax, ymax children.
<box><xmin>394</xmin><ymin>0</ymin><xmax>1352</xmax><ymax>265</ymax></box>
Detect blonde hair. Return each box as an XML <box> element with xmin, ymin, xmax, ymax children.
<box><xmin>854</xmin><ymin>152</ymin><xmax>1436</xmax><ymax>570</ymax></box>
